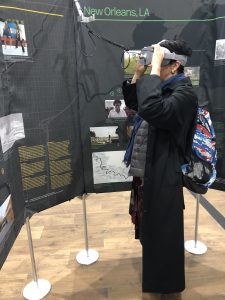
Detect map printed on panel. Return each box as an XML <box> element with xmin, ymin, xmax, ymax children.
<box><xmin>92</xmin><ymin>151</ymin><xmax>132</xmax><ymax>184</ymax></box>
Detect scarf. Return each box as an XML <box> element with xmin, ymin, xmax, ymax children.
<box><xmin>123</xmin><ymin>73</ymin><xmax>186</xmax><ymax>167</ymax></box>
<box><xmin>161</xmin><ymin>73</ymin><xmax>186</xmax><ymax>89</ymax></box>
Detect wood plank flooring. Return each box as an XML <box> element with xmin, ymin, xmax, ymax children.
<box><xmin>0</xmin><ymin>189</ymin><xmax>224</xmax><ymax>300</ymax></box>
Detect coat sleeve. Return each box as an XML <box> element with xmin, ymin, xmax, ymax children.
<box><xmin>136</xmin><ymin>75</ymin><xmax>197</xmax><ymax>131</ymax></box>
<box><xmin>122</xmin><ymin>80</ymin><xmax>138</xmax><ymax>111</ymax></box>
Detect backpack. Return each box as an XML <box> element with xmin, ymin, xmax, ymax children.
<box><xmin>181</xmin><ymin>107</ymin><xmax>217</xmax><ymax>194</ymax></box>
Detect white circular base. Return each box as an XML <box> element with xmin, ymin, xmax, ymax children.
<box><xmin>23</xmin><ymin>279</ymin><xmax>51</xmax><ymax>300</ymax></box>
<box><xmin>76</xmin><ymin>249</ymin><xmax>99</xmax><ymax>265</ymax></box>
<box><xmin>185</xmin><ymin>240</ymin><xmax>207</xmax><ymax>255</ymax></box>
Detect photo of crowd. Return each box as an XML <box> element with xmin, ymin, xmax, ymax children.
<box><xmin>0</xmin><ymin>19</ymin><xmax>28</xmax><ymax>56</ymax></box>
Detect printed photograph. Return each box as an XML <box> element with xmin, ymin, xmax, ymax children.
<box><xmin>0</xmin><ymin>19</ymin><xmax>28</xmax><ymax>56</ymax></box>
<box><xmin>90</xmin><ymin>126</ymin><xmax>119</xmax><ymax>146</ymax></box>
<box><xmin>0</xmin><ymin>195</ymin><xmax>14</xmax><ymax>237</ymax></box>
<box><xmin>92</xmin><ymin>151</ymin><xmax>132</xmax><ymax>184</ymax></box>
<box><xmin>184</xmin><ymin>66</ymin><xmax>200</xmax><ymax>86</ymax></box>
<box><xmin>105</xmin><ymin>99</ymin><xmax>136</xmax><ymax>119</ymax></box>
<box><xmin>215</xmin><ymin>39</ymin><xmax>225</xmax><ymax>60</ymax></box>
<box><xmin>90</xmin><ymin>123</ymin><xmax>134</xmax><ymax>151</ymax></box>
<box><xmin>0</xmin><ymin>113</ymin><xmax>25</xmax><ymax>153</ymax></box>
<box><xmin>105</xmin><ymin>99</ymin><xmax>127</xmax><ymax>119</ymax></box>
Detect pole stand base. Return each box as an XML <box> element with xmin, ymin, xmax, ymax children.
<box><xmin>23</xmin><ymin>279</ymin><xmax>51</xmax><ymax>300</ymax></box>
<box><xmin>76</xmin><ymin>249</ymin><xmax>99</xmax><ymax>265</ymax></box>
<box><xmin>185</xmin><ymin>240</ymin><xmax>207</xmax><ymax>255</ymax></box>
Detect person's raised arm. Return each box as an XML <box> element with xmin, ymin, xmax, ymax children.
<box><xmin>150</xmin><ymin>44</ymin><xmax>165</xmax><ymax>77</ymax></box>
<box><xmin>131</xmin><ymin>62</ymin><xmax>147</xmax><ymax>84</ymax></box>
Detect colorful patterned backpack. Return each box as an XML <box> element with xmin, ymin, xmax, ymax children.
<box><xmin>181</xmin><ymin>107</ymin><xmax>217</xmax><ymax>194</ymax></box>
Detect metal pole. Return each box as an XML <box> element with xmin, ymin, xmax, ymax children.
<box><xmin>82</xmin><ymin>193</ymin><xmax>89</xmax><ymax>253</ymax></box>
<box><xmin>76</xmin><ymin>194</ymin><xmax>99</xmax><ymax>265</ymax></box>
<box><xmin>194</xmin><ymin>194</ymin><xmax>200</xmax><ymax>247</ymax></box>
<box><xmin>25</xmin><ymin>216</ymin><xmax>38</xmax><ymax>284</ymax></box>
<box><xmin>23</xmin><ymin>217</ymin><xmax>51</xmax><ymax>299</ymax></box>
<box><xmin>184</xmin><ymin>193</ymin><xmax>207</xmax><ymax>255</ymax></box>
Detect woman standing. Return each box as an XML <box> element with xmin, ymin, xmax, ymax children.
<box><xmin>123</xmin><ymin>40</ymin><xmax>198</xmax><ymax>299</ymax></box>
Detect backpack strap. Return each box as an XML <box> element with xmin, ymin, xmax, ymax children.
<box><xmin>183</xmin><ymin>109</ymin><xmax>198</xmax><ymax>163</ymax></box>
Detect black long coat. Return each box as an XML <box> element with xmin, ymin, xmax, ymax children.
<box><xmin>123</xmin><ymin>75</ymin><xmax>198</xmax><ymax>293</ymax></box>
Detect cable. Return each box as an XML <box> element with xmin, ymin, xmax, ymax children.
<box><xmin>73</xmin><ymin>1</ymin><xmax>132</xmax><ymax>67</ymax></box>
<box><xmin>83</xmin><ymin>23</ymin><xmax>129</xmax><ymax>51</ymax></box>
<box><xmin>81</xmin><ymin>23</ymin><xmax>132</xmax><ymax>69</ymax></box>
<box><xmin>73</xmin><ymin>2</ymin><xmax>134</xmax><ymax>70</ymax></box>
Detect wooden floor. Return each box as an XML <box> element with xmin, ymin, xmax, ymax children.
<box><xmin>0</xmin><ymin>189</ymin><xmax>224</xmax><ymax>300</ymax></box>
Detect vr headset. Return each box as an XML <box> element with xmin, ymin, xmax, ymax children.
<box><xmin>139</xmin><ymin>46</ymin><xmax>187</xmax><ymax>66</ymax></box>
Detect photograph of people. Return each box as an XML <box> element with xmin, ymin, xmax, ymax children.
<box><xmin>122</xmin><ymin>39</ymin><xmax>197</xmax><ymax>299</ymax></box>
<box><xmin>107</xmin><ymin>99</ymin><xmax>127</xmax><ymax>118</ymax></box>
<box><xmin>0</xmin><ymin>19</ymin><xmax>28</xmax><ymax>56</ymax></box>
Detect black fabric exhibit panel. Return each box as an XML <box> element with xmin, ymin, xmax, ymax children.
<box><xmin>0</xmin><ymin>0</ymin><xmax>84</xmax><ymax>267</ymax></box>
<box><xmin>77</xmin><ymin>0</ymin><xmax>225</xmax><ymax>192</ymax></box>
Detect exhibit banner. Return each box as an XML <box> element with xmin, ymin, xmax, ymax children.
<box><xmin>77</xmin><ymin>0</ymin><xmax>225</xmax><ymax>192</ymax></box>
<box><xmin>0</xmin><ymin>0</ymin><xmax>84</xmax><ymax>267</ymax></box>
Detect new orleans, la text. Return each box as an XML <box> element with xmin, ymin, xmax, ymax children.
<box><xmin>83</xmin><ymin>6</ymin><xmax>150</xmax><ymax>18</ymax></box>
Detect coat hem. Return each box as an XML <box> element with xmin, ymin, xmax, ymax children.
<box><xmin>142</xmin><ymin>285</ymin><xmax>185</xmax><ymax>294</ymax></box>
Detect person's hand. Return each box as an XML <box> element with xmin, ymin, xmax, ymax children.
<box><xmin>150</xmin><ymin>44</ymin><xmax>165</xmax><ymax>76</ymax></box>
<box><xmin>134</xmin><ymin>61</ymin><xmax>147</xmax><ymax>78</ymax></box>
<box><xmin>150</xmin><ymin>44</ymin><xmax>165</xmax><ymax>67</ymax></box>
<box><xmin>131</xmin><ymin>61</ymin><xmax>147</xmax><ymax>84</ymax></box>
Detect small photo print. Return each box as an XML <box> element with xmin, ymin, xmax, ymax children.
<box><xmin>105</xmin><ymin>99</ymin><xmax>127</xmax><ymax>118</ymax></box>
<box><xmin>184</xmin><ymin>66</ymin><xmax>200</xmax><ymax>86</ymax></box>
<box><xmin>0</xmin><ymin>113</ymin><xmax>25</xmax><ymax>153</ymax></box>
<box><xmin>90</xmin><ymin>126</ymin><xmax>119</xmax><ymax>146</ymax></box>
<box><xmin>90</xmin><ymin>123</ymin><xmax>133</xmax><ymax>150</ymax></box>
<box><xmin>0</xmin><ymin>195</ymin><xmax>14</xmax><ymax>236</ymax></box>
<box><xmin>92</xmin><ymin>151</ymin><xmax>132</xmax><ymax>184</ymax></box>
<box><xmin>215</xmin><ymin>39</ymin><xmax>225</xmax><ymax>60</ymax></box>
<box><xmin>0</xmin><ymin>19</ymin><xmax>28</xmax><ymax>56</ymax></box>
<box><xmin>105</xmin><ymin>99</ymin><xmax>136</xmax><ymax>119</ymax></box>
